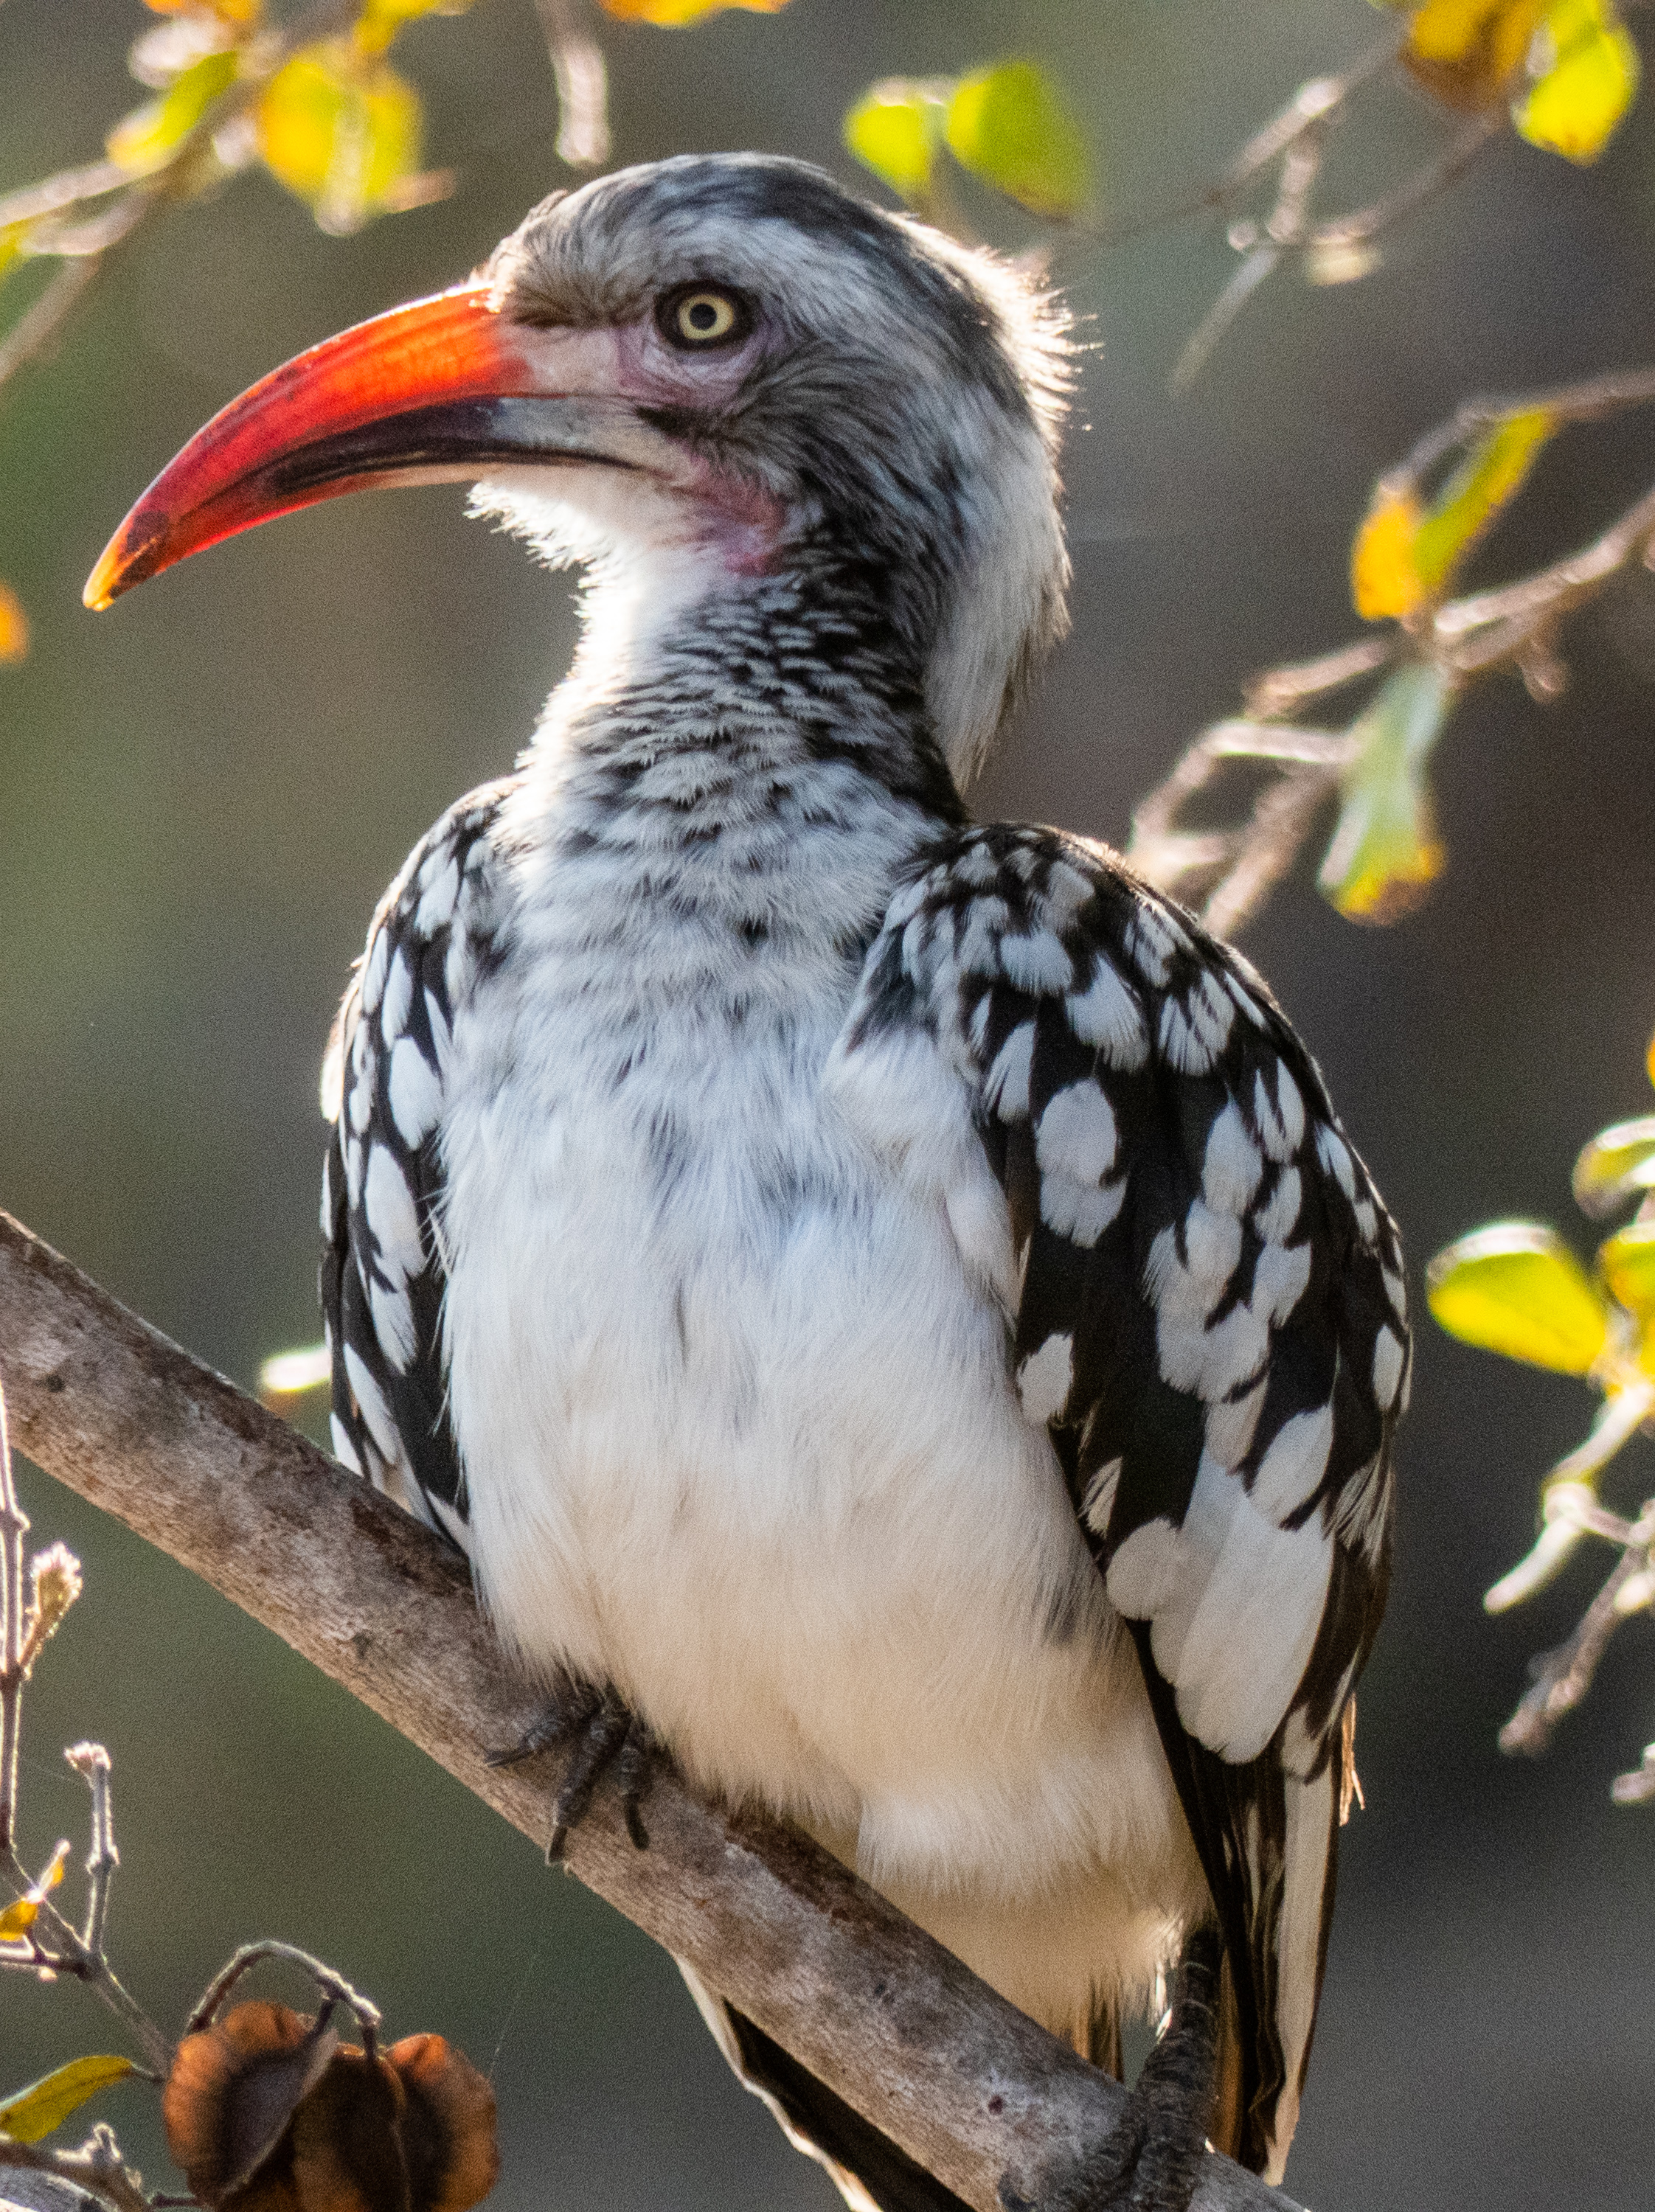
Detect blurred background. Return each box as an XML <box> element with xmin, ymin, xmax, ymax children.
<box><xmin>4</xmin><ymin>1</ymin><xmax>1655</xmax><ymax>2205</ymax></box>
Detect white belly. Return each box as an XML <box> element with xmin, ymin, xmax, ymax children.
<box><xmin>440</xmin><ymin>950</ymin><xmax>1206</xmax><ymax>2037</ymax></box>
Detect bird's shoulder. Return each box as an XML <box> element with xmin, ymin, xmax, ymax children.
<box><xmin>319</xmin><ymin>779</ymin><xmax>516</xmax><ymax>1546</ymax></box>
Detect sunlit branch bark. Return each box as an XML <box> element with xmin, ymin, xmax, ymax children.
<box><xmin>0</xmin><ymin>1210</ymin><xmax>1303</xmax><ymax>2212</ymax></box>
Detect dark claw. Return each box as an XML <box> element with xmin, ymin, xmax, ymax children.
<box><xmin>486</xmin><ymin>1674</ymin><xmax>659</xmax><ymax>1862</ymax></box>
<box><xmin>1001</xmin><ymin>1927</ymin><xmax>1221</xmax><ymax>2212</ymax></box>
<box><xmin>617</xmin><ymin>1719</ymin><xmax>657</xmax><ymax>1848</ymax></box>
<box><xmin>485</xmin><ymin>1673</ymin><xmax>602</xmax><ymax>1769</ymax></box>
<box><xmin>1089</xmin><ymin>1927</ymin><xmax>1221</xmax><ymax>2212</ymax></box>
<box><xmin>546</xmin><ymin>1697</ymin><xmax>632</xmax><ymax>1861</ymax></box>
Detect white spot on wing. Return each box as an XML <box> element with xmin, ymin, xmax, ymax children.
<box><xmin>1081</xmin><ymin>1456</ymin><xmax>1123</xmax><ymax>1537</ymax></box>
<box><xmin>381</xmin><ymin>950</ymin><xmax>414</xmax><ymax>1046</ymax></box>
<box><xmin>1251</xmin><ymin>1402</ymin><xmax>1335</xmax><ymax>1520</ymax></box>
<box><xmin>344</xmin><ymin>1343</ymin><xmax>400</xmax><ymax>1464</ymax></box>
<box><xmin>998</xmin><ymin>929</ymin><xmax>1074</xmax><ymax>994</ymax></box>
<box><xmin>1066</xmin><ymin>960</ymin><xmax>1148</xmax><ymax>1068</ymax></box>
<box><xmin>1158</xmin><ymin>998</ymin><xmax>1212</xmax><ymax>1075</ymax></box>
<box><xmin>1041</xmin><ymin>1172</ymin><xmax>1126</xmax><ymax>1248</ymax></box>
<box><xmin>1017</xmin><ymin>1332</ymin><xmax>1074</xmax><ymax>1426</ymax></box>
<box><xmin>1036</xmin><ymin>1082</ymin><xmax>1117</xmax><ymax>1185</ymax></box>
<box><xmin>1316</xmin><ymin>1124</ymin><xmax>1358</xmax><ymax>1200</ymax></box>
<box><xmin>361</xmin><ymin>929</ymin><xmax>389</xmax><ymax>1015</ymax></box>
<box><xmin>364</xmin><ymin>1144</ymin><xmax>421</xmax><ymax>1279</ymax></box>
<box><xmin>1373</xmin><ymin>1326</ymin><xmax>1404</xmax><ymax>1411</ymax></box>
<box><xmin>415</xmin><ymin>855</ymin><xmax>460</xmax><ymax>936</ymax></box>
<box><xmin>389</xmin><ymin>1038</ymin><xmax>444</xmax><ymax>1147</ymax></box>
<box><xmin>1203</xmin><ymin>1102</ymin><xmax>1263</xmax><ymax>1214</ymax></box>
<box><xmin>330</xmin><ymin>1413</ymin><xmax>362</xmax><ymax>1476</ymax></box>
<box><xmin>985</xmin><ymin>1022</ymin><xmax>1035</xmax><ymax>1121</ymax></box>
<box><xmin>1254</xmin><ymin>1167</ymin><xmax>1302</xmax><ymax>1244</ymax></box>
<box><xmin>370</xmin><ymin>1276</ymin><xmax>417</xmax><ymax>1372</ymax></box>
<box><xmin>1145</xmin><ymin>1453</ymin><xmax>1335</xmax><ymax>1761</ymax></box>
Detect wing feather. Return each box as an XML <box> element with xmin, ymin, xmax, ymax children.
<box><xmin>319</xmin><ymin>782</ymin><xmax>513</xmax><ymax>1549</ymax></box>
<box><xmin>841</xmin><ymin>822</ymin><xmax>1404</xmax><ymax>2180</ymax></box>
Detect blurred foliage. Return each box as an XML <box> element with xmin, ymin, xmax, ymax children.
<box><xmin>1316</xmin><ymin>661</ymin><xmax>1451</xmax><ymax>919</ymax></box>
<box><xmin>844</xmin><ymin>60</ymin><xmax>1092</xmax><ymax>222</ymax></box>
<box><xmin>1393</xmin><ymin>0</ymin><xmax>1640</xmax><ymax>158</ymax></box>
<box><xmin>0</xmin><ymin>2054</ymin><xmax>136</xmax><ymax>2146</ymax></box>
<box><xmin>1429</xmin><ymin>1046</ymin><xmax>1655</xmax><ymax>1795</ymax></box>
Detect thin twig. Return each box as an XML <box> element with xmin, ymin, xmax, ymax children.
<box><xmin>531</xmin><ymin>0</ymin><xmax>611</xmax><ymax>168</ymax></box>
<box><xmin>1500</xmin><ymin>1543</ymin><xmax>1651</xmax><ymax>1759</ymax></box>
<box><xmin>67</xmin><ymin>1744</ymin><xmax>118</xmax><ymax>1958</ymax></box>
<box><xmin>0</xmin><ymin>1213</ymin><xmax>1301</xmax><ymax>2212</ymax></box>
<box><xmin>187</xmin><ymin>1941</ymin><xmax>381</xmax><ymax>2039</ymax></box>
<box><xmin>1307</xmin><ymin>111</ymin><xmax>1504</xmax><ymax>250</ymax></box>
<box><xmin>0</xmin><ymin>1374</ymin><xmax>27</xmax><ymax>1856</ymax></box>
<box><xmin>0</xmin><ymin>2132</ymin><xmax>149</xmax><ymax>2212</ymax></box>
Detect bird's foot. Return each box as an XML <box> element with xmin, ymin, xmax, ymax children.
<box><xmin>1084</xmin><ymin>1927</ymin><xmax>1221</xmax><ymax>2212</ymax></box>
<box><xmin>1001</xmin><ymin>1928</ymin><xmax>1221</xmax><ymax>2212</ymax></box>
<box><xmin>488</xmin><ymin>1673</ymin><xmax>659</xmax><ymax>1860</ymax></box>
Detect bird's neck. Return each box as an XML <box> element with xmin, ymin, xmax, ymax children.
<box><xmin>502</xmin><ymin>548</ymin><xmax>966</xmax><ymax>993</ymax></box>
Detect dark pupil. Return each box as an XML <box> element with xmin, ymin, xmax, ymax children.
<box><xmin>687</xmin><ymin>300</ymin><xmax>719</xmax><ymax>331</ymax></box>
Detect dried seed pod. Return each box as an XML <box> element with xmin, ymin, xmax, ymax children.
<box><xmin>163</xmin><ymin>2001</ymin><xmax>340</xmax><ymax>2210</ymax></box>
<box><xmin>290</xmin><ymin>2048</ymin><xmax>411</xmax><ymax>2212</ymax></box>
<box><xmin>386</xmin><ymin>2037</ymin><xmax>499</xmax><ymax>2212</ymax></box>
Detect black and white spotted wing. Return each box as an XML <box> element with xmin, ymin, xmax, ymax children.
<box><xmin>839</xmin><ymin>824</ymin><xmax>1406</xmax><ymax>2181</ymax></box>
<box><xmin>319</xmin><ymin>781</ymin><xmax>512</xmax><ymax>1554</ymax></box>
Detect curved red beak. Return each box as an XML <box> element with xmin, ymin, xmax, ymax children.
<box><xmin>85</xmin><ymin>282</ymin><xmax>596</xmax><ymax>609</ymax></box>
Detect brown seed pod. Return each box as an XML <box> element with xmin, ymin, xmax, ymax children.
<box><xmin>289</xmin><ymin>2049</ymin><xmax>411</xmax><ymax>2212</ymax></box>
<box><xmin>385</xmin><ymin>2037</ymin><xmax>499</xmax><ymax>2212</ymax></box>
<box><xmin>162</xmin><ymin>2001</ymin><xmax>340</xmax><ymax>2211</ymax></box>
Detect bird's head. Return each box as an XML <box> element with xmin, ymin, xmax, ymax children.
<box><xmin>86</xmin><ymin>153</ymin><xmax>1072</xmax><ymax>782</ymax></box>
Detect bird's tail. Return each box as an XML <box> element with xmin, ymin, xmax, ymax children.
<box><xmin>676</xmin><ymin>1961</ymin><xmax>976</xmax><ymax>2212</ymax></box>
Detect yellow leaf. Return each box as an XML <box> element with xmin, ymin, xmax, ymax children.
<box><xmin>353</xmin><ymin>0</ymin><xmax>477</xmax><ymax>59</ymax></box>
<box><xmin>257</xmin><ymin>43</ymin><xmax>422</xmax><ymax>233</ymax></box>
<box><xmin>1351</xmin><ymin>486</ymin><xmax>1426</xmax><ymax>619</ymax></box>
<box><xmin>1413</xmin><ymin>408</ymin><xmax>1555</xmax><ymax>593</ymax></box>
<box><xmin>107</xmin><ymin>47</ymin><xmax>238</xmax><ymax>175</ymax></box>
<box><xmin>1600</xmin><ymin>1220</ymin><xmax>1655</xmax><ymax>1318</ymax></box>
<box><xmin>944</xmin><ymin>61</ymin><xmax>1092</xmax><ymax>219</ymax></box>
<box><xmin>0</xmin><ymin>1843</ymin><xmax>71</xmax><ymax>1944</ymax></box>
<box><xmin>1513</xmin><ymin>0</ymin><xmax>1640</xmax><ymax>160</ymax></box>
<box><xmin>1573</xmin><ymin>1114</ymin><xmax>1655</xmax><ymax>1216</ymax></box>
<box><xmin>1647</xmin><ymin>1026</ymin><xmax>1655</xmax><ymax>1091</ymax></box>
<box><xmin>0</xmin><ymin>582</ymin><xmax>27</xmax><ymax>666</ymax></box>
<box><xmin>844</xmin><ymin>80</ymin><xmax>946</xmax><ymax>202</ymax></box>
<box><xmin>1404</xmin><ymin>0</ymin><xmax>1547</xmax><ymax>104</ymax></box>
<box><xmin>1427</xmin><ymin>1221</ymin><xmax>1611</xmax><ymax>1374</ymax></box>
<box><xmin>145</xmin><ymin>0</ymin><xmax>261</xmax><ymax>20</ymax></box>
<box><xmin>0</xmin><ymin>2056</ymin><xmax>136</xmax><ymax>2145</ymax></box>
<box><xmin>1318</xmin><ymin>661</ymin><xmax>1454</xmax><ymax>921</ymax></box>
<box><xmin>597</xmin><ymin>0</ymin><xmax>789</xmax><ymax>19</ymax></box>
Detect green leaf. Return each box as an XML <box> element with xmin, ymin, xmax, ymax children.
<box><xmin>107</xmin><ymin>47</ymin><xmax>238</xmax><ymax>177</ymax></box>
<box><xmin>257</xmin><ymin>41</ymin><xmax>422</xmax><ymax>234</ymax></box>
<box><xmin>1573</xmin><ymin>1115</ymin><xmax>1655</xmax><ymax>1217</ymax></box>
<box><xmin>1317</xmin><ymin>661</ymin><xmax>1454</xmax><ymax>922</ymax></box>
<box><xmin>1513</xmin><ymin>0</ymin><xmax>1640</xmax><ymax>161</ymax></box>
<box><xmin>0</xmin><ymin>2055</ymin><xmax>134</xmax><ymax>2144</ymax></box>
<box><xmin>1412</xmin><ymin>408</ymin><xmax>1555</xmax><ymax>595</ymax></box>
<box><xmin>843</xmin><ymin>79</ymin><xmax>947</xmax><ymax>202</ymax></box>
<box><xmin>1427</xmin><ymin>1221</ymin><xmax>1611</xmax><ymax>1374</ymax></box>
<box><xmin>944</xmin><ymin>61</ymin><xmax>1091</xmax><ymax>219</ymax></box>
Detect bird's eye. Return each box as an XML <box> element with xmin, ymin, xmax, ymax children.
<box><xmin>660</xmin><ymin>288</ymin><xmax>748</xmax><ymax>349</ymax></box>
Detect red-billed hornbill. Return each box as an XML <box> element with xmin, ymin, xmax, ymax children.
<box><xmin>89</xmin><ymin>153</ymin><xmax>1405</xmax><ymax>2212</ymax></box>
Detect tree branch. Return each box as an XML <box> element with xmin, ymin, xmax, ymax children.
<box><xmin>0</xmin><ymin>1210</ymin><xmax>1302</xmax><ymax>2212</ymax></box>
